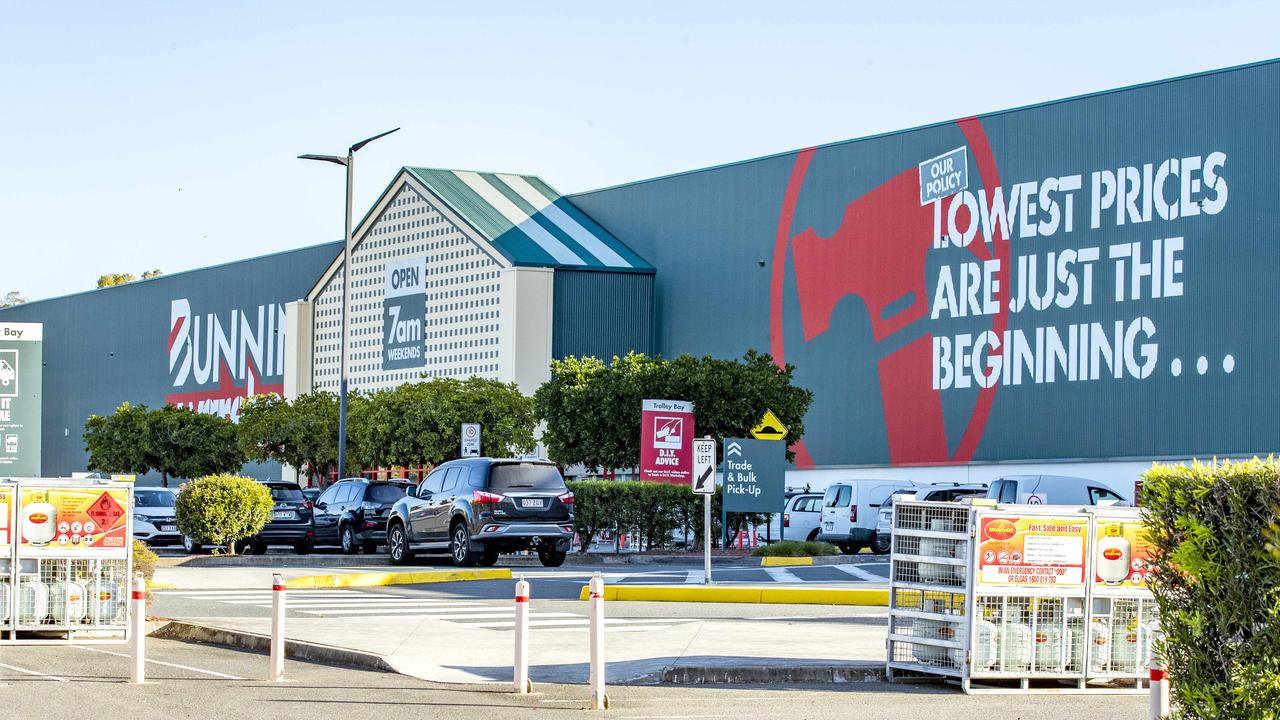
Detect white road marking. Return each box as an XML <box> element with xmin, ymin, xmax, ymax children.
<box><xmin>298</xmin><ymin>608</ymin><xmax>524</xmax><ymax>618</ymax></box>
<box><xmin>830</xmin><ymin>564</ymin><xmax>886</xmax><ymax>582</ymax></box>
<box><xmin>0</xmin><ymin>662</ymin><xmax>68</xmax><ymax>682</ymax></box>
<box><xmin>471</xmin><ymin>617</ymin><xmax>674</xmax><ymax>629</ymax></box>
<box><xmin>763</xmin><ymin>567</ymin><xmax>804</xmax><ymax>583</ymax></box>
<box><xmin>72</xmin><ymin>646</ymin><xmax>245</xmax><ymax>680</ymax></box>
<box><xmin>227</xmin><ymin>598</ymin><xmax>482</xmax><ymax>606</ymax></box>
<box><xmin>684</xmin><ymin>570</ymin><xmax>704</xmax><ymax>584</ymax></box>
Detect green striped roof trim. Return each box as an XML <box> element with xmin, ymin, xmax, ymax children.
<box><xmin>406</xmin><ymin>167</ymin><xmax>652</xmax><ymax>271</ymax></box>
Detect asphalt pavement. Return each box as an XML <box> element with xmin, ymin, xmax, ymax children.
<box><xmin>0</xmin><ymin>638</ymin><xmax>1147</xmax><ymax>720</ymax></box>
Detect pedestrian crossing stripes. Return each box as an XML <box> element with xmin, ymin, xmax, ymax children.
<box><xmin>157</xmin><ymin>589</ymin><xmax>683</xmax><ymax>633</ymax></box>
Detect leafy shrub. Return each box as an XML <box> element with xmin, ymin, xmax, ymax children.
<box><xmin>1142</xmin><ymin>458</ymin><xmax>1280</xmax><ymax>719</ymax></box>
<box><xmin>566</xmin><ymin>479</ymin><xmax>767</xmax><ymax>553</ymax></box>
<box><xmin>752</xmin><ymin>540</ymin><xmax>839</xmax><ymax>557</ymax></box>
<box><xmin>132</xmin><ymin>538</ymin><xmax>159</xmax><ymax>582</ymax></box>
<box><xmin>175</xmin><ymin>474</ymin><xmax>274</xmax><ymax>555</ymax></box>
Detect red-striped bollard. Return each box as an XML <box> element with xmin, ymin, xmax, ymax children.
<box><xmin>1150</xmin><ymin>658</ymin><xmax>1170</xmax><ymax>719</ymax></box>
<box><xmin>514</xmin><ymin>576</ymin><xmax>531</xmax><ymax>693</ymax></box>
<box><xmin>588</xmin><ymin>572</ymin><xmax>608</xmax><ymax>710</ymax></box>
<box><xmin>130</xmin><ymin>572</ymin><xmax>146</xmax><ymax>683</ymax></box>
<box><xmin>270</xmin><ymin>573</ymin><xmax>286</xmax><ymax>681</ymax></box>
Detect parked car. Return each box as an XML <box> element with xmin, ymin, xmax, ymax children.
<box><xmin>985</xmin><ymin>475</ymin><xmax>1130</xmax><ymax>506</ymax></box>
<box><xmin>766</xmin><ymin>493</ymin><xmax>824</xmax><ymax>542</ymax></box>
<box><xmin>817</xmin><ymin>479</ymin><xmax>919</xmax><ymax>553</ymax></box>
<box><xmin>387</xmin><ymin>458</ymin><xmax>574</xmax><ymax>568</ymax></box>
<box><xmin>181</xmin><ymin>480</ymin><xmax>315</xmax><ymax>555</ymax></box>
<box><xmin>873</xmin><ymin>482</ymin><xmax>989</xmax><ymax>553</ymax></box>
<box><xmin>312</xmin><ymin>478</ymin><xmax>413</xmax><ymax>554</ymax></box>
<box><xmin>302</xmin><ymin>487</ymin><xmax>322</xmax><ymax>504</ymax></box>
<box><xmin>133</xmin><ymin>487</ymin><xmax>181</xmax><ymax>546</ymax></box>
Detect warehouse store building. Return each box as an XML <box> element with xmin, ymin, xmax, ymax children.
<box><xmin>4</xmin><ymin>59</ymin><xmax>1278</xmax><ymax>489</ymax></box>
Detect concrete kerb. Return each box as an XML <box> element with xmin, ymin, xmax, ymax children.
<box><xmin>284</xmin><ymin>567</ymin><xmax>512</xmax><ymax>589</ymax></box>
<box><xmin>577</xmin><ymin>584</ymin><xmax>890</xmax><ymax>606</ymax></box>
<box><xmin>152</xmin><ymin>620</ymin><xmax>396</xmax><ymax>673</ymax></box>
<box><xmin>660</xmin><ymin>662</ymin><xmax>886</xmax><ymax>684</ymax></box>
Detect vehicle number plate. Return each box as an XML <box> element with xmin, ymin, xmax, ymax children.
<box><xmin>520</xmin><ymin>499</ymin><xmax>543</xmax><ymax>508</ymax></box>
<box><xmin>274</xmin><ymin>511</ymin><xmax>296</xmax><ymax>520</ymax></box>
<box><xmin>824</xmin><ymin>522</ymin><xmax>833</xmax><ymax>530</ymax></box>
<box><xmin>160</xmin><ymin>525</ymin><xmax>177</xmax><ymax>532</ymax></box>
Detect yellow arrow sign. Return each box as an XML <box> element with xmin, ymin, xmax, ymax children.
<box><xmin>751</xmin><ymin>409</ymin><xmax>787</xmax><ymax>441</ymax></box>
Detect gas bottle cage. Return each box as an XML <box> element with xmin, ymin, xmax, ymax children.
<box><xmin>885</xmin><ymin>498</ymin><xmax>1158</xmax><ymax>693</ymax></box>
<box><xmin>1</xmin><ymin>480</ymin><xmax>134</xmax><ymax>645</ymax></box>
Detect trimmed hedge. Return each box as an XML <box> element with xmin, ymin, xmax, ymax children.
<box><xmin>752</xmin><ymin>540</ymin><xmax>839</xmax><ymax>557</ymax></box>
<box><xmin>1142</xmin><ymin>458</ymin><xmax>1280</xmax><ymax>720</ymax></box>
<box><xmin>565</xmin><ymin>479</ymin><xmax>771</xmax><ymax>552</ymax></box>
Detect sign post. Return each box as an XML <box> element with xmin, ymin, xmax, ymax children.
<box><xmin>691</xmin><ymin>437</ymin><xmax>715</xmax><ymax>584</ymax></box>
<box><xmin>461</xmin><ymin>423</ymin><xmax>481</xmax><ymax>458</ymax></box>
<box><xmin>722</xmin><ymin>438</ymin><xmax>786</xmax><ymax>548</ymax></box>
<box><xmin>0</xmin><ymin>322</ymin><xmax>42</xmax><ymax>477</ymax></box>
<box><xmin>640</xmin><ymin>399</ymin><xmax>695</xmax><ymax>483</ymax></box>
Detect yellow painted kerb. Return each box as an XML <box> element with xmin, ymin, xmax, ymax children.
<box><xmin>286</xmin><ymin>568</ymin><xmax>511</xmax><ymax>589</ymax></box>
<box><xmin>759</xmin><ymin>556</ymin><xmax>814</xmax><ymax>567</ymax></box>
<box><xmin>578</xmin><ymin>584</ymin><xmax>888</xmax><ymax>606</ymax></box>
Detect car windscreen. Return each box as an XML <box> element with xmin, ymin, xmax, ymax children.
<box><xmin>823</xmin><ymin>485</ymin><xmax>852</xmax><ymax>508</ymax></box>
<box><xmin>366</xmin><ymin>484</ymin><xmax>410</xmax><ymax>503</ymax></box>
<box><xmin>268</xmin><ymin>485</ymin><xmax>305</xmax><ymax>502</ymax></box>
<box><xmin>135</xmin><ymin>490</ymin><xmax>176</xmax><ymax>508</ymax></box>
<box><xmin>488</xmin><ymin>464</ymin><xmax>566</xmax><ymax>493</ymax></box>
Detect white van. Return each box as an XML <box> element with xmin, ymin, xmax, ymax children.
<box><xmin>817</xmin><ymin>480</ymin><xmax>918</xmax><ymax>553</ymax></box>
<box><xmin>985</xmin><ymin>475</ymin><xmax>1131</xmax><ymax>506</ymax></box>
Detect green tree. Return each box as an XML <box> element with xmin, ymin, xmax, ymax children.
<box><xmin>239</xmin><ymin>391</ymin><xmax>341</xmax><ymax>485</ymax></box>
<box><xmin>149</xmin><ymin>404</ymin><xmax>244</xmax><ymax>486</ymax></box>
<box><xmin>352</xmin><ymin>377</ymin><xmax>536</xmax><ymax>469</ymax></box>
<box><xmin>96</xmin><ymin>273</ymin><xmax>136</xmax><ymax>288</ymax></box>
<box><xmin>535</xmin><ymin>350</ymin><xmax>813</xmax><ymax>469</ymax></box>
<box><xmin>84</xmin><ymin>402</ymin><xmax>157</xmax><ymax>476</ymax></box>
<box><xmin>141</xmin><ymin>269</ymin><xmax>163</xmax><ymax>280</ymax></box>
<box><xmin>175</xmin><ymin>474</ymin><xmax>274</xmax><ymax>555</ymax></box>
<box><xmin>0</xmin><ymin>290</ymin><xmax>27</xmax><ymax>308</ymax></box>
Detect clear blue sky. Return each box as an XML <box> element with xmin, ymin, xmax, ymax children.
<box><xmin>3</xmin><ymin>1</ymin><xmax>1277</xmax><ymax>301</ymax></box>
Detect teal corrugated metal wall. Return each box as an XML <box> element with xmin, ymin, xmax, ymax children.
<box><xmin>552</xmin><ymin>270</ymin><xmax>654</xmax><ymax>360</ymax></box>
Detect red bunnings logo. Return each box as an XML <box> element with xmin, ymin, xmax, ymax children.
<box><xmin>166</xmin><ymin>298</ymin><xmax>286</xmax><ymax>420</ymax></box>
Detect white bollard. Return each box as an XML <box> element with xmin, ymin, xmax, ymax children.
<box><xmin>588</xmin><ymin>572</ymin><xmax>608</xmax><ymax>710</ymax></box>
<box><xmin>270</xmin><ymin>573</ymin><xmax>286</xmax><ymax>681</ymax></box>
<box><xmin>130</xmin><ymin>572</ymin><xmax>146</xmax><ymax>684</ymax></box>
<box><xmin>514</xmin><ymin>576</ymin><xmax>531</xmax><ymax>694</ymax></box>
<box><xmin>1149</xmin><ymin>659</ymin><xmax>1170</xmax><ymax>719</ymax></box>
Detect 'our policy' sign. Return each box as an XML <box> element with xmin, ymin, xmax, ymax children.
<box><xmin>383</xmin><ymin>258</ymin><xmax>425</xmax><ymax>371</ymax></box>
<box><xmin>721</xmin><ymin>438</ymin><xmax>784</xmax><ymax>513</ymax></box>
<box><xmin>0</xmin><ymin>322</ymin><xmax>42</xmax><ymax>477</ymax></box>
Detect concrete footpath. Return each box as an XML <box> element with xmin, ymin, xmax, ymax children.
<box><xmin>154</xmin><ymin>610</ymin><xmax>887</xmax><ymax>685</ymax></box>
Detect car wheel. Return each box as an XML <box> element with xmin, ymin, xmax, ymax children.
<box><xmin>537</xmin><ymin>546</ymin><xmax>567</xmax><ymax>568</ymax></box>
<box><xmin>340</xmin><ymin>525</ymin><xmax>358</xmax><ymax>555</ymax></box>
<box><xmin>872</xmin><ymin>533</ymin><xmax>891</xmax><ymax>555</ymax></box>
<box><xmin>450</xmin><ymin>522</ymin><xmax>479</xmax><ymax>567</ymax></box>
<box><xmin>181</xmin><ymin>535</ymin><xmax>203</xmax><ymax>554</ymax></box>
<box><xmin>478</xmin><ymin>546</ymin><xmax>499</xmax><ymax>567</ymax></box>
<box><xmin>388</xmin><ymin>522</ymin><xmax>413</xmax><ymax>566</ymax></box>
<box><xmin>806</xmin><ymin>529</ymin><xmax>820</xmax><ymax>542</ymax></box>
<box><xmin>293</xmin><ymin>538</ymin><xmax>314</xmax><ymax>555</ymax></box>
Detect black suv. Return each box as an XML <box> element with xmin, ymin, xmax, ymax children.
<box><xmin>312</xmin><ymin>478</ymin><xmax>413</xmax><ymax>554</ymax></box>
<box><xmin>387</xmin><ymin>458</ymin><xmax>574</xmax><ymax>567</ymax></box>
<box><xmin>182</xmin><ymin>481</ymin><xmax>315</xmax><ymax>555</ymax></box>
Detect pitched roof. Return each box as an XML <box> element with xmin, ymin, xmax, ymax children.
<box><xmin>405</xmin><ymin>167</ymin><xmax>652</xmax><ymax>272</ymax></box>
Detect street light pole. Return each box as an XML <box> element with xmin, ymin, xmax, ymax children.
<box><xmin>299</xmin><ymin>127</ymin><xmax>399</xmax><ymax>481</ymax></box>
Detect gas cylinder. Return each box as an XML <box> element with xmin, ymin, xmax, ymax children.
<box><xmin>1096</xmin><ymin>525</ymin><xmax>1131</xmax><ymax>585</ymax></box>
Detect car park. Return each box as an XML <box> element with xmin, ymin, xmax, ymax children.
<box><xmin>817</xmin><ymin>479</ymin><xmax>919</xmax><ymax>553</ymax></box>
<box><xmin>986</xmin><ymin>475</ymin><xmax>1131</xmax><ymax>506</ymax></box>
<box><xmin>312</xmin><ymin>478</ymin><xmax>413</xmax><ymax>553</ymax></box>
<box><xmin>133</xmin><ymin>487</ymin><xmax>180</xmax><ymax>546</ymax></box>
<box><xmin>387</xmin><ymin>458</ymin><xmax>574</xmax><ymax>568</ymax></box>
<box><xmin>181</xmin><ymin>480</ymin><xmax>315</xmax><ymax>555</ymax></box>
<box><xmin>873</xmin><ymin>482</ymin><xmax>988</xmax><ymax>553</ymax></box>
